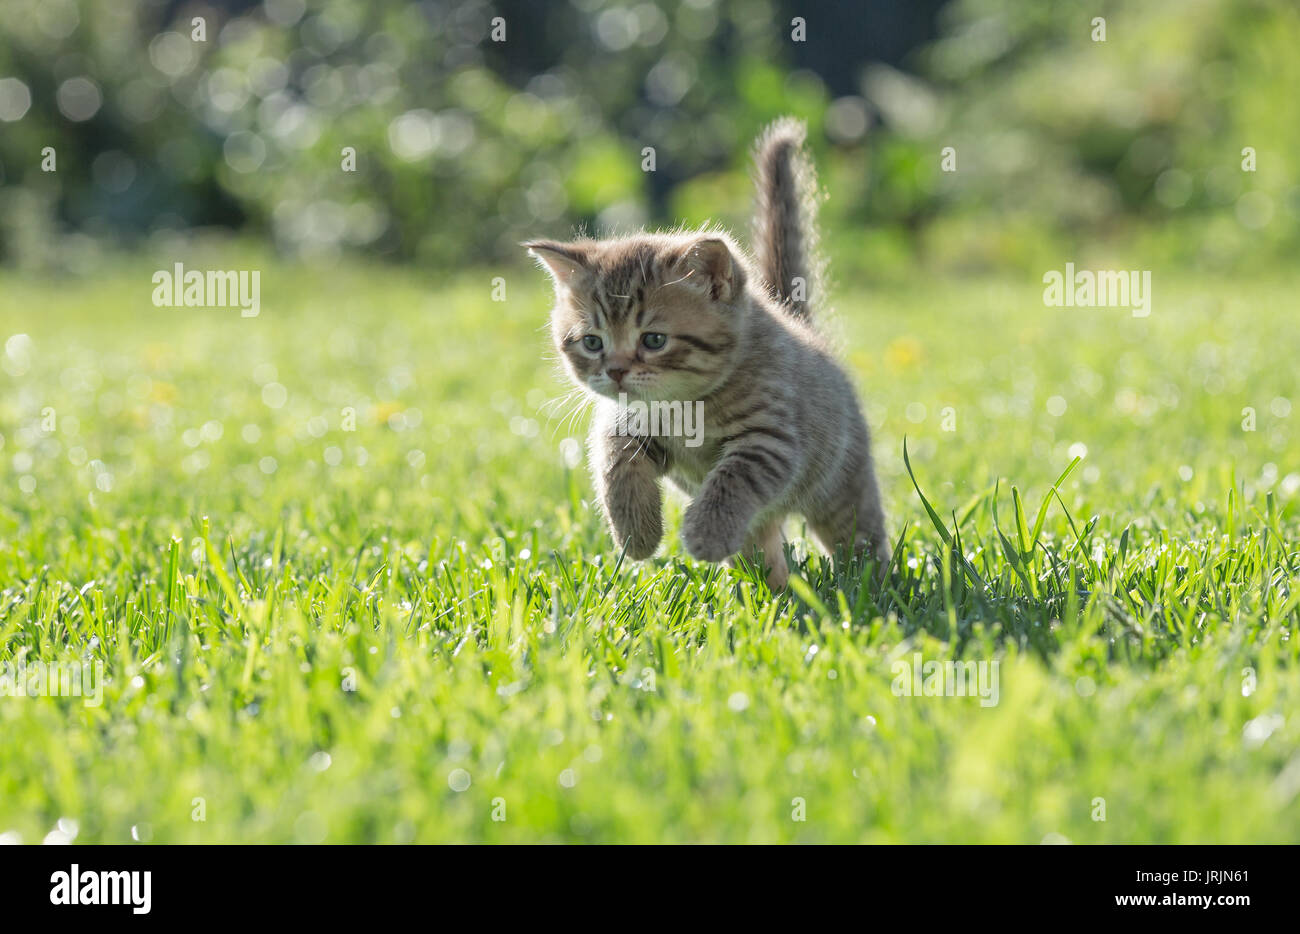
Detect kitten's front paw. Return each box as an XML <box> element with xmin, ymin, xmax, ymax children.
<box><xmin>682</xmin><ymin>498</ymin><xmax>747</xmax><ymax>563</ymax></box>
<box><xmin>604</xmin><ymin>475</ymin><xmax>663</xmax><ymax>561</ymax></box>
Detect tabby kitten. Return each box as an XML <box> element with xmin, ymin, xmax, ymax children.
<box><xmin>526</xmin><ymin>117</ymin><xmax>887</xmax><ymax>589</ymax></box>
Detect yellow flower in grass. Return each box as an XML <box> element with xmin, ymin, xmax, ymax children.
<box><xmin>372</xmin><ymin>400</ymin><xmax>403</xmax><ymax>427</ymax></box>
<box><xmin>885</xmin><ymin>336</ymin><xmax>924</xmax><ymax>370</ymax></box>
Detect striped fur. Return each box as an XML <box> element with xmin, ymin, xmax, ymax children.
<box><xmin>526</xmin><ymin>119</ymin><xmax>886</xmax><ymax>589</ymax></box>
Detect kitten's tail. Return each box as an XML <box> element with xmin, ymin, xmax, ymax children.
<box><xmin>752</xmin><ymin>117</ymin><xmax>823</xmax><ymax>321</ymax></box>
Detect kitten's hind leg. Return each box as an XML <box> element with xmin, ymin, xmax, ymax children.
<box><xmin>728</xmin><ymin>520</ymin><xmax>789</xmax><ymax>591</ymax></box>
<box><xmin>809</xmin><ymin>478</ymin><xmax>889</xmax><ymax>574</ymax></box>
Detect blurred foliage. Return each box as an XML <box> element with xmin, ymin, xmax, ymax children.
<box><xmin>0</xmin><ymin>0</ymin><xmax>846</xmax><ymax>267</ymax></box>
<box><xmin>907</xmin><ymin>0</ymin><xmax>1300</xmax><ymax>273</ymax></box>
<box><xmin>0</xmin><ymin>0</ymin><xmax>1296</xmax><ymax>275</ymax></box>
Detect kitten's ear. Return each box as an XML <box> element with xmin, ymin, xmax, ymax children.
<box><xmin>524</xmin><ymin>240</ymin><xmax>591</xmax><ymax>293</ymax></box>
<box><xmin>680</xmin><ymin>237</ymin><xmax>741</xmax><ymax>303</ymax></box>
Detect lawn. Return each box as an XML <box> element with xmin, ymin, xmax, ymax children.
<box><xmin>1</xmin><ymin>245</ymin><xmax>1297</xmax><ymax>843</ymax></box>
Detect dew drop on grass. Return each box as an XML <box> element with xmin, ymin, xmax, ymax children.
<box><xmin>43</xmin><ymin>817</ymin><xmax>79</xmax><ymax>844</ymax></box>
<box><xmin>261</xmin><ymin>382</ymin><xmax>288</xmax><ymax>408</ymax></box>
<box><xmin>1243</xmin><ymin>714</ymin><xmax>1283</xmax><ymax>749</ymax></box>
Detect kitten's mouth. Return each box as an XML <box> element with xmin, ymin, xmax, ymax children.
<box><xmin>592</xmin><ymin>376</ymin><xmax>654</xmax><ymax>399</ymax></box>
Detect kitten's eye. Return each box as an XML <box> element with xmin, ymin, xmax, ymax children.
<box><xmin>582</xmin><ymin>335</ymin><xmax>603</xmax><ymax>352</ymax></box>
<box><xmin>641</xmin><ymin>332</ymin><xmax>667</xmax><ymax>350</ymax></box>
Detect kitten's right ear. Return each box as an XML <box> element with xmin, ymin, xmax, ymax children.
<box><xmin>523</xmin><ymin>240</ymin><xmax>590</xmax><ymax>293</ymax></box>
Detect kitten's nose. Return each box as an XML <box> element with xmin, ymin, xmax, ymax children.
<box><xmin>606</xmin><ymin>367</ymin><xmax>628</xmax><ymax>385</ymax></box>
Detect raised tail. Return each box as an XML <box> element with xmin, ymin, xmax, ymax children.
<box><xmin>751</xmin><ymin>117</ymin><xmax>824</xmax><ymax>320</ymax></box>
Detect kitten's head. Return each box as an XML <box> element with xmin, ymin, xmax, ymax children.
<box><xmin>526</xmin><ymin>233</ymin><xmax>748</xmax><ymax>403</ymax></box>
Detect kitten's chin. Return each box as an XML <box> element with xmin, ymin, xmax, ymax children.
<box><xmin>586</xmin><ymin>382</ymin><xmax>622</xmax><ymax>401</ymax></box>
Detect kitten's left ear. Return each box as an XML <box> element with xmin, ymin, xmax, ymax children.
<box><xmin>523</xmin><ymin>240</ymin><xmax>591</xmax><ymax>293</ymax></box>
<box><xmin>681</xmin><ymin>237</ymin><xmax>742</xmax><ymax>303</ymax></box>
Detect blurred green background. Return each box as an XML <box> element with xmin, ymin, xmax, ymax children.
<box><xmin>1</xmin><ymin>0</ymin><xmax>1296</xmax><ymax>279</ymax></box>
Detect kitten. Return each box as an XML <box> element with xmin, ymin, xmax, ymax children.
<box><xmin>526</xmin><ymin>117</ymin><xmax>888</xmax><ymax>589</ymax></box>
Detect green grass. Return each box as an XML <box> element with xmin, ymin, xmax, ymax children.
<box><xmin>1</xmin><ymin>245</ymin><xmax>1297</xmax><ymax>843</ymax></box>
